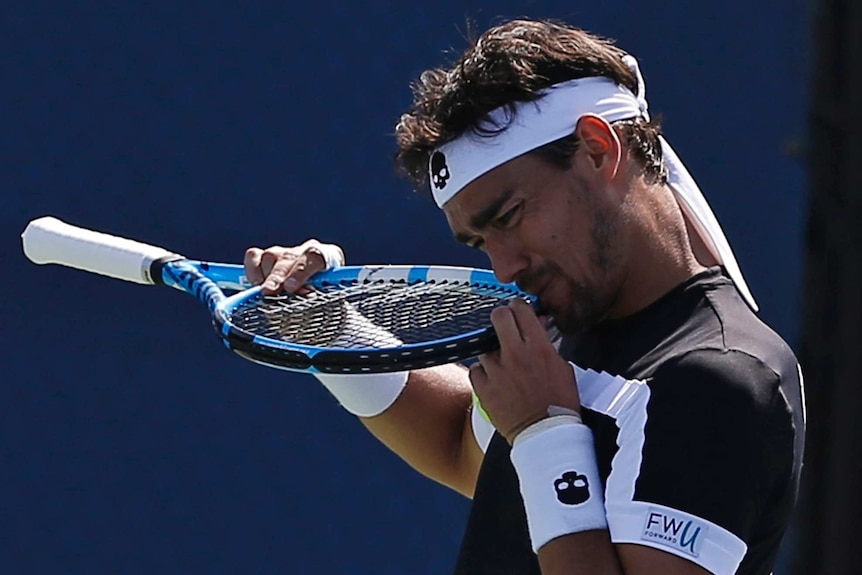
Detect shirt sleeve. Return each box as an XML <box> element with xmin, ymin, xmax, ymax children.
<box><xmin>602</xmin><ymin>349</ymin><xmax>791</xmax><ymax>575</ymax></box>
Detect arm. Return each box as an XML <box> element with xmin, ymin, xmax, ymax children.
<box><xmin>244</xmin><ymin>243</ymin><xmax>486</xmax><ymax>498</ymax></box>
<box><xmin>509</xmin><ymin>418</ymin><xmax>707</xmax><ymax>575</ymax></box>
<box><xmin>537</xmin><ymin>536</ymin><xmax>711</xmax><ymax>575</ymax></box>
<box><xmin>472</xmin><ymin>301</ymin><xmax>778</xmax><ymax>574</ymax></box>
<box><xmin>359</xmin><ymin>364</ymin><xmax>486</xmax><ymax>498</ymax></box>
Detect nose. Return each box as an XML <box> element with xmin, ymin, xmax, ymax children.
<box><xmin>485</xmin><ymin>235</ymin><xmax>529</xmax><ymax>285</ymax></box>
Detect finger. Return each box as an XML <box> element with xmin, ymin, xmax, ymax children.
<box><xmin>243</xmin><ymin>247</ymin><xmax>264</xmax><ymax>285</ymax></box>
<box><xmin>490</xmin><ymin>306</ymin><xmax>523</xmax><ymax>351</ymax></box>
<box><xmin>301</xmin><ymin>239</ymin><xmax>345</xmax><ymax>270</ymax></box>
<box><xmin>302</xmin><ymin>248</ymin><xmax>326</xmax><ymax>273</ymax></box>
<box><xmin>262</xmin><ymin>250</ymin><xmax>300</xmax><ymax>294</ymax></box>
<box><xmin>468</xmin><ymin>362</ymin><xmax>488</xmax><ymax>390</ymax></box>
<box><xmin>508</xmin><ymin>298</ymin><xmax>548</xmax><ymax>343</ymax></box>
<box><xmin>261</xmin><ymin>247</ymin><xmax>292</xmax><ymax>278</ymax></box>
<box><xmin>271</xmin><ymin>250</ymin><xmax>326</xmax><ymax>295</ymax></box>
<box><xmin>266</xmin><ymin>245</ymin><xmax>333</xmax><ymax>294</ymax></box>
<box><xmin>477</xmin><ymin>351</ymin><xmax>502</xmax><ymax>380</ymax></box>
<box><xmin>291</xmin><ymin>244</ymin><xmax>331</xmax><ymax>283</ymax></box>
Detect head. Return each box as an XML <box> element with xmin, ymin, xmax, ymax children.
<box><xmin>394</xmin><ymin>20</ymin><xmax>670</xmax><ymax>334</ymax></box>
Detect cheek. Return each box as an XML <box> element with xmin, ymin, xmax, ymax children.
<box><xmin>541</xmin><ymin>233</ymin><xmax>612</xmax><ymax>296</ymax></box>
<box><xmin>539</xmin><ymin>211</ymin><xmax>593</xmax><ymax>262</ymax></box>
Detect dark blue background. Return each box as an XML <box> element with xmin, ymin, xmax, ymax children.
<box><xmin>3</xmin><ymin>2</ymin><xmax>807</xmax><ymax>573</ymax></box>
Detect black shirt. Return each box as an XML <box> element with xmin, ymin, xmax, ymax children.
<box><xmin>454</xmin><ymin>268</ymin><xmax>805</xmax><ymax>575</ymax></box>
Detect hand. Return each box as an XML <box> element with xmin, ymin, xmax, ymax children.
<box><xmin>469</xmin><ymin>299</ymin><xmax>581</xmax><ymax>444</ymax></box>
<box><xmin>244</xmin><ymin>240</ymin><xmax>345</xmax><ymax>295</ymax></box>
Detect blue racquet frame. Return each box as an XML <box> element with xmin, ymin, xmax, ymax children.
<box><xmin>154</xmin><ymin>257</ymin><xmax>527</xmax><ymax>373</ymax></box>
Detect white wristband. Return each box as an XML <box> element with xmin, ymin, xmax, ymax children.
<box><xmin>510</xmin><ymin>418</ymin><xmax>608</xmax><ymax>553</ymax></box>
<box><xmin>312</xmin><ymin>303</ymin><xmax>407</xmax><ymax>417</ymax></box>
<box><xmin>314</xmin><ymin>371</ymin><xmax>408</xmax><ymax>417</ymax></box>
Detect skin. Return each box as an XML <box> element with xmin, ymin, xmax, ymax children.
<box><xmin>246</xmin><ymin>115</ymin><xmax>714</xmax><ymax>574</ymax></box>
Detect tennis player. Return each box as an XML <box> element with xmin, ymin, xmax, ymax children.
<box><xmin>245</xmin><ymin>19</ymin><xmax>805</xmax><ymax>575</ymax></box>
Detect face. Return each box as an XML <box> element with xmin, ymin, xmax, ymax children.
<box><xmin>443</xmin><ymin>151</ymin><xmax>628</xmax><ymax>334</ymax></box>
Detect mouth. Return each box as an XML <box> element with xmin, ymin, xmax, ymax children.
<box><xmin>518</xmin><ymin>277</ymin><xmax>544</xmax><ymax>297</ymax></box>
<box><xmin>514</xmin><ymin>280</ymin><xmax>557</xmax><ymax>332</ymax></box>
<box><xmin>524</xmin><ymin>282</ymin><xmax>551</xmax><ymax>316</ymax></box>
<box><xmin>517</xmin><ymin>271</ymin><xmax>554</xmax><ymax>312</ymax></box>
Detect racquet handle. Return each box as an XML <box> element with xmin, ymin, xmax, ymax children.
<box><xmin>21</xmin><ymin>216</ymin><xmax>182</xmax><ymax>285</ymax></box>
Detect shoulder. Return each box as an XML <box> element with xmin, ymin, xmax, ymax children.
<box><xmin>700</xmin><ymin>281</ymin><xmax>800</xmax><ymax>381</ymax></box>
<box><xmin>601</xmin><ymin>349</ymin><xmax>799</xmax><ymax>571</ymax></box>
<box><xmin>633</xmin><ymin>348</ymin><xmax>799</xmax><ymax>505</ymax></box>
<box><xmin>641</xmin><ymin>346</ymin><xmax>802</xmax><ymax>459</ymax></box>
<box><xmin>648</xmin><ymin>348</ymin><xmax>784</xmax><ymax>411</ymax></box>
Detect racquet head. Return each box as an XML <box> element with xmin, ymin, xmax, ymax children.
<box><xmin>216</xmin><ymin>265</ymin><xmax>531</xmax><ymax>373</ymax></box>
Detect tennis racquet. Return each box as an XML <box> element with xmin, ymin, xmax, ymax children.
<box><xmin>22</xmin><ymin>217</ymin><xmax>531</xmax><ymax>374</ymax></box>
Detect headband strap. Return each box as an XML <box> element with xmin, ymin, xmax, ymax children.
<box><xmin>427</xmin><ymin>56</ymin><xmax>757</xmax><ymax>311</ymax></box>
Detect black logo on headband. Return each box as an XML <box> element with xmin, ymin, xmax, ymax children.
<box><xmin>430</xmin><ymin>151</ymin><xmax>450</xmax><ymax>190</ymax></box>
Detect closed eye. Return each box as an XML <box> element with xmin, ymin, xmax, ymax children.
<box><xmin>468</xmin><ymin>238</ymin><xmax>486</xmax><ymax>252</ymax></box>
<box><xmin>493</xmin><ymin>202</ymin><xmax>524</xmax><ymax>228</ymax></box>
<box><xmin>456</xmin><ymin>200</ymin><xmax>524</xmax><ymax>252</ymax></box>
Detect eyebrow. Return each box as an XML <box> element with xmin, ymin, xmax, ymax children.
<box><xmin>454</xmin><ymin>188</ymin><xmax>516</xmax><ymax>244</ymax></box>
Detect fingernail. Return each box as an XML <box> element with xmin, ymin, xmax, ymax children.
<box><xmin>263</xmin><ymin>280</ymin><xmax>277</xmax><ymax>291</ymax></box>
<box><xmin>284</xmin><ymin>278</ymin><xmax>298</xmax><ymax>290</ymax></box>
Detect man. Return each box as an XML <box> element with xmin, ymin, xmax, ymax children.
<box><xmin>244</xmin><ymin>19</ymin><xmax>805</xmax><ymax>575</ymax></box>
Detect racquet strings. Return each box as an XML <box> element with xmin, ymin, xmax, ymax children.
<box><xmin>229</xmin><ymin>279</ymin><xmax>518</xmax><ymax>349</ymax></box>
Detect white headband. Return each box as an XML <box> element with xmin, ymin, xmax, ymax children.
<box><xmin>428</xmin><ymin>56</ymin><xmax>757</xmax><ymax>311</ymax></box>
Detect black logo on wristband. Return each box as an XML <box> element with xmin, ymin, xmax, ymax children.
<box><xmin>554</xmin><ymin>471</ymin><xmax>590</xmax><ymax>505</ymax></box>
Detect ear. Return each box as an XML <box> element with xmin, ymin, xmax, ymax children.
<box><xmin>574</xmin><ymin>114</ymin><xmax>622</xmax><ymax>181</ymax></box>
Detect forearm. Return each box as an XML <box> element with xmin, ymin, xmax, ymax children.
<box><xmin>537</xmin><ymin>530</ymin><xmax>623</xmax><ymax>575</ymax></box>
<box><xmin>358</xmin><ymin>363</ymin><xmax>484</xmax><ymax>498</ymax></box>
<box><xmin>506</xmin><ymin>411</ymin><xmax>624</xmax><ymax>574</ymax></box>
<box><xmin>511</xmin><ymin>418</ymin><xmax>712</xmax><ymax>575</ymax></box>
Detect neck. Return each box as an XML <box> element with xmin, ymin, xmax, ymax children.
<box><xmin>608</xmin><ymin>181</ymin><xmax>708</xmax><ymax>319</ymax></box>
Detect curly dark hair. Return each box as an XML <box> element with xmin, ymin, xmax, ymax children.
<box><xmin>395</xmin><ymin>19</ymin><xmax>667</xmax><ymax>191</ymax></box>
